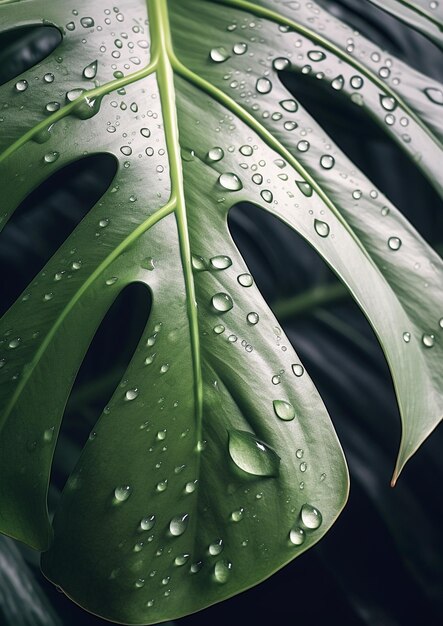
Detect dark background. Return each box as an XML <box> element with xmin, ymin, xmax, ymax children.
<box><xmin>1</xmin><ymin>1</ymin><xmax>442</xmax><ymax>624</ymax></box>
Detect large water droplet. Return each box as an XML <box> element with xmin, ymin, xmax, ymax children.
<box><xmin>422</xmin><ymin>333</ymin><xmax>435</xmax><ymax>348</ymax></box>
<box><xmin>247</xmin><ymin>312</ymin><xmax>259</xmax><ymax>325</ymax></box>
<box><xmin>44</xmin><ymin>151</ymin><xmax>60</xmax><ymax>164</ymax></box>
<box><xmin>300</xmin><ymin>503</ymin><xmax>322</xmax><ymax>529</ymax></box>
<box><xmin>331</xmin><ymin>75</ymin><xmax>344</xmax><ymax>91</ymax></box>
<box><xmin>296</xmin><ymin>180</ymin><xmax>313</xmax><ymax>197</ymax></box>
<box><xmin>43</xmin><ymin>73</ymin><xmax>55</xmax><ymax>83</ymax></box>
<box><xmin>380</xmin><ymin>95</ymin><xmax>397</xmax><ymax>111</ymax></box>
<box><xmin>273</xmin><ymin>399</ymin><xmax>296</xmax><ymax>421</ymax></box>
<box><xmin>289</xmin><ymin>526</ymin><xmax>305</xmax><ymax>546</ymax></box>
<box><xmin>210</xmin><ymin>255</ymin><xmax>232</xmax><ymax>270</ymax></box>
<box><xmin>231</xmin><ymin>508</ymin><xmax>244</xmax><ymax>522</ymax></box>
<box><xmin>424</xmin><ymin>87</ymin><xmax>443</xmax><ymax>105</ymax></box>
<box><xmin>140</xmin><ymin>515</ymin><xmax>156</xmax><ymax>531</ymax></box>
<box><xmin>208</xmin><ymin>146</ymin><xmax>224</xmax><ymax>162</ymax></box>
<box><xmin>213</xmin><ymin>560</ymin><xmax>232</xmax><ymax>583</ymax></box>
<box><xmin>320</xmin><ymin>155</ymin><xmax>335</xmax><ymax>170</ymax></box>
<box><xmin>83</xmin><ymin>60</ymin><xmax>98</xmax><ymax>79</ymax></box>
<box><xmin>239</xmin><ymin>144</ymin><xmax>253</xmax><ymax>156</ymax></box>
<box><xmin>233</xmin><ymin>42</ymin><xmax>248</xmax><ymax>55</ymax></box>
<box><xmin>260</xmin><ymin>189</ymin><xmax>273</xmax><ymax>203</ymax></box>
<box><xmin>169</xmin><ymin>513</ymin><xmax>189</xmax><ymax>536</ymax></box>
<box><xmin>314</xmin><ymin>219</ymin><xmax>330</xmax><ymax>238</ymax></box>
<box><xmin>211</xmin><ymin>292</ymin><xmax>233</xmax><ymax>312</ymax></box>
<box><xmin>218</xmin><ymin>172</ymin><xmax>242</xmax><ymax>191</ymax></box>
<box><xmin>114</xmin><ymin>485</ymin><xmax>132</xmax><ymax>502</ymax></box>
<box><xmin>125</xmin><ymin>388</ymin><xmax>139</xmax><ymax>401</ymax></box>
<box><xmin>80</xmin><ymin>16</ymin><xmax>95</xmax><ymax>28</ymax></box>
<box><xmin>308</xmin><ymin>50</ymin><xmax>326</xmax><ymax>62</ymax></box>
<box><xmin>350</xmin><ymin>75</ymin><xmax>364</xmax><ymax>89</ymax></box>
<box><xmin>238</xmin><ymin>273</ymin><xmax>253</xmax><ymax>287</ymax></box>
<box><xmin>256</xmin><ymin>77</ymin><xmax>272</xmax><ymax>94</ymax></box>
<box><xmin>228</xmin><ymin>429</ymin><xmax>280</xmax><ymax>477</ymax></box>
<box><xmin>273</xmin><ymin>57</ymin><xmax>290</xmax><ymax>70</ymax></box>
<box><xmin>15</xmin><ymin>79</ymin><xmax>28</xmax><ymax>92</ymax></box>
<box><xmin>210</xmin><ymin>47</ymin><xmax>229</xmax><ymax>63</ymax></box>
<box><xmin>280</xmin><ymin>99</ymin><xmax>298</xmax><ymax>112</ymax></box>
<box><xmin>209</xmin><ymin>539</ymin><xmax>224</xmax><ymax>555</ymax></box>
<box><xmin>388</xmin><ymin>236</ymin><xmax>401</xmax><ymax>251</ymax></box>
<box><xmin>292</xmin><ymin>363</ymin><xmax>304</xmax><ymax>377</ymax></box>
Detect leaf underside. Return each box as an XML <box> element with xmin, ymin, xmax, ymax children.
<box><xmin>0</xmin><ymin>0</ymin><xmax>441</xmax><ymax>623</ymax></box>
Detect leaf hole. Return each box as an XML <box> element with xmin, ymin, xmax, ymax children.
<box><xmin>50</xmin><ymin>282</ymin><xmax>152</xmax><ymax>504</ymax></box>
<box><xmin>0</xmin><ymin>153</ymin><xmax>118</xmax><ymax>316</ymax></box>
<box><xmin>0</xmin><ymin>25</ymin><xmax>62</xmax><ymax>87</ymax></box>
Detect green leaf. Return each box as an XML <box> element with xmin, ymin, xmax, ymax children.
<box><xmin>366</xmin><ymin>0</ymin><xmax>443</xmax><ymax>49</ymax></box>
<box><xmin>0</xmin><ymin>0</ymin><xmax>442</xmax><ymax>623</ymax></box>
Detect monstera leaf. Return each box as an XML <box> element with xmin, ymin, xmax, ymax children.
<box><xmin>0</xmin><ymin>0</ymin><xmax>442</xmax><ymax>623</ymax></box>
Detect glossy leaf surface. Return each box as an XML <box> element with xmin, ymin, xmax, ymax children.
<box><xmin>0</xmin><ymin>0</ymin><xmax>442</xmax><ymax>623</ymax></box>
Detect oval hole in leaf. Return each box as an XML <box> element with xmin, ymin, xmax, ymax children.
<box><xmin>0</xmin><ymin>25</ymin><xmax>62</xmax><ymax>86</ymax></box>
<box><xmin>0</xmin><ymin>153</ymin><xmax>118</xmax><ymax>316</ymax></box>
<box><xmin>278</xmin><ymin>70</ymin><xmax>443</xmax><ymax>245</ymax></box>
<box><xmin>50</xmin><ymin>282</ymin><xmax>152</xmax><ymax>507</ymax></box>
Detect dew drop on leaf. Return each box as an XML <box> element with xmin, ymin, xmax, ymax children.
<box><xmin>44</xmin><ymin>151</ymin><xmax>60</xmax><ymax>164</ymax></box>
<box><xmin>45</xmin><ymin>102</ymin><xmax>60</xmax><ymax>113</ymax></box>
<box><xmin>210</xmin><ymin>47</ymin><xmax>229</xmax><ymax>63</ymax></box>
<box><xmin>272</xmin><ymin>57</ymin><xmax>290</xmax><ymax>70</ymax></box>
<box><xmin>300</xmin><ymin>503</ymin><xmax>323</xmax><ymax>529</ymax></box>
<box><xmin>252</xmin><ymin>173</ymin><xmax>263</xmax><ymax>185</ymax></box>
<box><xmin>125</xmin><ymin>388</ymin><xmax>139</xmax><ymax>401</ymax></box>
<box><xmin>114</xmin><ymin>485</ymin><xmax>132</xmax><ymax>503</ymax></box>
<box><xmin>233</xmin><ymin>42</ymin><xmax>247</xmax><ymax>55</ymax></box>
<box><xmin>273</xmin><ymin>400</ymin><xmax>296</xmax><ymax>421</ymax></box>
<box><xmin>140</xmin><ymin>515</ymin><xmax>155</xmax><ymax>531</ymax></box>
<box><xmin>388</xmin><ymin>236</ymin><xmax>401</xmax><ymax>251</ymax></box>
<box><xmin>238</xmin><ymin>273</ymin><xmax>253</xmax><ymax>287</ymax></box>
<box><xmin>208</xmin><ymin>146</ymin><xmax>224</xmax><ymax>162</ymax></box>
<box><xmin>140</xmin><ymin>127</ymin><xmax>151</xmax><ymax>137</ymax></box>
<box><xmin>239</xmin><ymin>144</ymin><xmax>253</xmax><ymax>156</ymax></box>
<box><xmin>320</xmin><ymin>155</ymin><xmax>335</xmax><ymax>169</ymax></box>
<box><xmin>380</xmin><ymin>95</ymin><xmax>397</xmax><ymax>111</ymax></box>
<box><xmin>210</xmin><ymin>255</ymin><xmax>232</xmax><ymax>269</ymax></box>
<box><xmin>289</xmin><ymin>526</ymin><xmax>305</xmax><ymax>545</ymax></box>
<box><xmin>211</xmin><ymin>292</ymin><xmax>233</xmax><ymax>312</ymax></box>
<box><xmin>230</xmin><ymin>508</ymin><xmax>244</xmax><ymax>522</ymax></box>
<box><xmin>260</xmin><ymin>189</ymin><xmax>273</xmax><ymax>203</ymax></box>
<box><xmin>314</xmin><ymin>219</ymin><xmax>330</xmax><ymax>238</ymax></box>
<box><xmin>228</xmin><ymin>429</ymin><xmax>280</xmax><ymax>477</ymax></box>
<box><xmin>218</xmin><ymin>172</ymin><xmax>242</xmax><ymax>191</ymax></box>
<box><xmin>83</xmin><ymin>60</ymin><xmax>98</xmax><ymax>79</ymax></box>
<box><xmin>43</xmin><ymin>73</ymin><xmax>55</xmax><ymax>83</ymax></box>
<box><xmin>424</xmin><ymin>87</ymin><xmax>443</xmax><ymax>105</ymax></box>
<box><xmin>80</xmin><ymin>16</ymin><xmax>95</xmax><ymax>28</ymax></box>
<box><xmin>280</xmin><ymin>99</ymin><xmax>298</xmax><ymax>112</ymax></box>
<box><xmin>307</xmin><ymin>50</ymin><xmax>325</xmax><ymax>62</ymax></box>
<box><xmin>174</xmin><ymin>554</ymin><xmax>190</xmax><ymax>566</ymax></box>
<box><xmin>15</xmin><ymin>79</ymin><xmax>28</xmax><ymax>92</ymax></box>
<box><xmin>213</xmin><ymin>560</ymin><xmax>232</xmax><ymax>583</ymax></box>
<box><xmin>209</xmin><ymin>539</ymin><xmax>224</xmax><ymax>555</ymax></box>
<box><xmin>422</xmin><ymin>333</ymin><xmax>435</xmax><ymax>348</ymax></box>
<box><xmin>350</xmin><ymin>75</ymin><xmax>363</xmax><ymax>89</ymax></box>
<box><xmin>331</xmin><ymin>75</ymin><xmax>344</xmax><ymax>90</ymax></box>
<box><xmin>256</xmin><ymin>77</ymin><xmax>272</xmax><ymax>94</ymax></box>
<box><xmin>169</xmin><ymin>513</ymin><xmax>189</xmax><ymax>536</ymax></box>
<box><xmin>213</xmin><ymin>324</ymin><xmax>225</xmax><ymax>334</ymax></box>
<box><xmin>296</xmin><ymin>181</ymin><xmax>313</xmax><ymax>197</ymax></box>
<box><xmin>297</xmin><ymin>140</ymin><xmax>310</xmax><ymax>152</ymax></box>
<box><xmin>247</xmin><ymin>312</ymin><xmax>259</xmax><ymax>325</ymax></box>
<box><xmin>403</xmin><ymin>332</ymin><xmax>411</xmax><ymax>343</ymax></box>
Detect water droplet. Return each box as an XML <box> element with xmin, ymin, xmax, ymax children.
<box><xmin>45</xmin><ymin>101</ymin><xmax>60</xmax><ymax>113</ymax></box>
<box><xmin>280</xmin><ymin>99</ymin><xmax>298</xmax><ymax>112</ymax></box>
<box><xmin>135</xmin><ymin>578</ymin><xmax>145</xmax><ymax>588</ymax></box>
<box><xmin>65</xmin><ymin>22</ymin><xmax>75</xmax><ymax>31</ymax></box>
<box><xmin>208</xmin><ymin>146</ymin><xmax>224</xmax><ymax>162</ymax></box>
<box><xmin>156</xmin><ymin>480</ymin><xmax>168</xmax><ymax>492</ymax></box>
<box><xmin>114</xmin><ymin>485</ymin><xmax>132</xmax><ymax>502</ymax></box>
<box><xmin>314</xmin><ymin>219</ymin><xmax>330</xmax><ymax>238</ymax></box>
<box><xmin>308</xmin><ymin>50</ymin><xmax>326</xmax><ymax>62</ymax></box>
<box><xmin>185</xmin><ymin>480</ymin><xmax>198</xmax><ymax>494</ymax></box>
<box><xmin>211</xmin><ymin>292</ymin><xmax>233</xmax><ymax>312</ymax></box>
<box><xmin>296</xmin><ymin>181</ymin><xmax>313</xmax><ymax>197</ymax></box>
<box><xmin>300</xmin><ymin>503</ymin><xmax>322</xmax><ymax>529</ymax></box>
<box><xmin>388</xmin><ymin>236</ymin><xmax>401</xmax><ymax>251</ymax></box>
<box><xmin>106</xmin><ymin>276</ymin><xmax>118</xmax><ymax>286</ymax></box>
<box><xmin>83</xmin><ymin>60</ymin><xmax>98</xmax><ymax>79</ymax></box>
<box><xmin>350</xmin><ymin>75</ymin><xmax>363</xmax><ymax>89</ymax></box>
<box><xmin>439</xmin><ymin>317</ymin><xmax>443</xmax><ymax>329</ymax></box>
<box><xmin>125</xmin><ymin>388</ymin><xmax>139</xmax><ymax>401</ymax></box>
<box><xmin>175</xmin><ymin>553</ymin><xmax>190</xmax><ymax>566</ymax></box>
<box><xmin>43</xmin><ymin>427</ymin><xmax>55</xmax><ymax>443</ymax></box>
<box><xmin>160</xmin><ymin>364</ymin><xmax>169</xmax><ymax>374</ymax></box>
<box><xmin>273</xmin><ymin>400</ymin><xmax>295</xmax><ymax>421</ymax></box>
<box><xmin>320</xmin><ymin>155</ymin><xmax>335</xmax><ymax>169</ymax></box>
<box><xmin>120</xmin><ymin>145</ymin><xmax>132</xmax><ymax>156</ymax></box>
<box><xmin>228</xmin><ymin>429</ymin><xmax>280</xmax><ymax>477</ymax></box>
<box><xmin>256</xmin><ymin>77</ymin><xmax>272</xmax><ymax>94</ymax></box>
<box><xmin>191</xmin><ymin>255</ymin><xmax>207</xmax><ymax>271</ymax></box>
<box><xmin>43</xmin><ymin>73</ymin><xmax>55</xmax><ymax>83</ymax></box>
<box><xmin>238</xmin><ymin>273</ymin><xmax>253</xmax><ymax>287</ymax></box>
<box><xmin>422</xmin><ymin>333</ymin><xmax>435</xmax><ymax>348</ymax></box>
<box><xmin>297</xmin><ymin>140</ymin><xmax>310</xmax><ymax>152</ymax></box>
<box><xmin>252</xmin><ymin>173</ymin><xmax>263</xmax><ymax>185</ymax></box>
<box><xmin>331</xmin><ymin>75</ymin><xmax>344</xmax><ymax>90</ymax></box>
<box><xmin>380</xmin><ymin>95</ymin><xmax>397</xmax><ymax>111</ymax></box>
<box><xmin>140</xmin><ymin>515</ymin><xmax>156</xmax><ymax>531</ymax></box>
<box><xmin>213</xmin><ymin>324</ymin><xmax>225</xmax><ymax>334</ymax></box>
<box><xmin>260</xmin><ymin>189</ymin><xmax>273</xmax><ymax>203</ymax></box>
<box><xmin>44</xmin><ymin>151</ymin><xmax>60</xmax><ymax>164</ymax></box>
<box><xmin>210</xmin><ymin>47</ymin><xmax>229</xmax><ymax>63</ymax></box>
<box><xmin>169</xmin><ymin>513</ymin><xmax>189</xmax><ymax>536</ymax></box>
<box><xmin>15</xmin><ymin>79</ymin><xmax>28</xmax><ymax>92</ymax></box>
<box><xmin>209</xmin><ymin>539</ymin><xmax>224</xmax><ymax>556</ymax></box>
<box><xmin>272</xmin><ymin>375</ymin><xmax>281</xmax><ymax>385</ymax></box>
<box><xmin>289</xmin><ymin>526</ymin><xmax>305</xmax><ymax>545</ymax></box>
<box><xmin>403</xmin><ymin>332</ymin><xmax>411</xmax><ymax>343</ymax></box>
<box><xmin>80</xmin><ymin>16</ymin><xmax>95</xmax><ymax>28</ymax></box>
<box><xmin>210</xmin><ymin>255</ymin><xmax>232</xmax><ymax>269</ymax></box>
<box><xmin>213</xmin><ymin>560</ymin><xmax>232</xmax><ymax>583</ymax></box>
<box><xmin>218</xmin><ymin>172</ymin><xmax>242</xmax><ymax>191</ymax></box>
<box><xmin>239</xmin><ymin>144</ymin><xmax>253</xmax><ymax>157</ymax></box>
<box><xmin>300</xmin><ymin>461</ymin><xmax>307</xmax><ymax>472</ymax></box>
<box><xmin>233</xmin><ymin>42</ymin><xmax>248</xmax><ymax>55</ymax></box>
<box><xmin>140</xmin><ymin>127</ymin><xmax>151</xmax><ymax>138</ymax></box>
<box><xmin>424</xmin><ymin>87</ymin><xmax>443</xmax><ymax>105</ymax></box>
<box><xmin>247</xmin><ymin>312</ymin><xmax>259</xmax><ymax>325</ymax></box>
<box><xmin>273</xmin><ymin>57</ymin><xmax>290</xmax><ymax>70</ymax></box>
<box><xmin>231</xmin><ymin>508</ymin><xmax>244</xmax><ymax>522</ymax></box>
